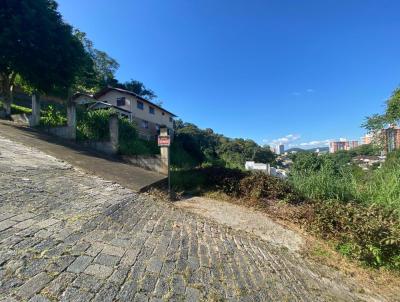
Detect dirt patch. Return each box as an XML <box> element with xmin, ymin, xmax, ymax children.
<box><xmin>174</xmin><ymin>196</ymin><xmax>304</xmax><ymax>252</ymax></box>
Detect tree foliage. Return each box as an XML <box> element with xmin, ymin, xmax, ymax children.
<box><xmin>172</xmin><ymin>120</ymin><xmax>275</xmax><ymax>169</ymax></box>
<box><xmin>0</xmin><ymin>0</ymin><xmax>90</xmax><ymax>114</ymax></box>
<box><xmin>115</xmin><ymin>80</ymin><xmax>157</xmax><ymax>100</ymax></box>
<box><xmin>73</xmin><ymin>30</ymin><xmax>119</xmax><ymax>93</ymax></box>
<box><xmin>362</xmin><ymin>87</ymin><xmax>400</xmax><ymax>132</ymax></box>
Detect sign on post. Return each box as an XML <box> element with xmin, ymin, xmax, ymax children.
<box><xmin>158</xmin><ymin>136</ymin><xmax>170</xmax><ymax>147</ymax></box>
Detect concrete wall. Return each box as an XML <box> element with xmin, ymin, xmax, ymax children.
<box><xmin>122</xmin><ymin>155</ymin><xmax>168</xmax><ymax>175</ymax></box>
<box><xmin>11</xmin><ymin>113</ymin><xmax>30</xmax><ymax>124</ymax></box>
<box><xmin>82</xmin><ymin>141</ymin><xmax>116</xmax><ymax>155</ymax></box>
<box><xmin>45</xmin><ymin>126</ymin><xmax>74</xmax><ymax>140</ymax></box>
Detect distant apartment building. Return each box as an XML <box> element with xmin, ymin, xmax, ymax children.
<box><xmin>329</xmin><ymin>140</ymin><xmax>359</xmax><ymax>153</ymax></box>
<box><xmin>276</xmin><ymin>144</ymin><xmax>284</xmax><ymax>155</ymax></box>
<box><xmin>361</xmin><ymin>133</ymin><xmax>373</xmax><ymax>145</ymax></box>
<box><xmin>381</xmin><ymin>125</ymin><xmax>400</xmax><ymax>153</ymax></box>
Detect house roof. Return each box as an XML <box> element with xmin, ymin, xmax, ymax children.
<box><xmin>88</xmin><ymin>101</ymin><xmax>132</xmax><ymax>114</ymax></box>
<box><xmin>71</xmin><ymin>92</ymin><xmax>96</xmax><ymax>104</ymax></box>
<box><xmin>94</xmin><ymin>87</ymin><xmax>177</xmax><ymax>117</ymax></box>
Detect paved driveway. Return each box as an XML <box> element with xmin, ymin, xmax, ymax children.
<box><xmin>0</xmin><ymin>136</ymin><xmax>387</xmax><ymax>301</ymax></box>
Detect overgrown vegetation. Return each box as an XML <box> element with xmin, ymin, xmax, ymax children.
<box><xmin>287</xmin><ymin>146</ymin><xmax>400</xmax><ymax>270</ymax></box>
<box><xmin>171</xmin><ymin>167</ymin><xmax>300</xmax><ymax>203</ymax></box>
<box><xmin>76</xmin><ymin>109</ymin><xmax>158</xmax><ymax>155</ymax></box>
<box><xmin>39</xmin><ymin>105</ymin><xmax>66</xmax><ymax>127</ymax></box>
<box><xmin>308</xmin><ymin>200</ymin><xmax>400</xmax><ymax>270</ymax></box>
<box><xmin>171</xmin><ymin>120</ymin><xmax>275</xmax><ymax>170</ymax></box>
<box><xmin>168</xmin><ymin>138</ymin><xmax>400</xmax><ymax>271</ymax></box>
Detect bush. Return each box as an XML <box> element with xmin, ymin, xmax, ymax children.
<box><xmin>239</xmin><ymin>172</ymin><xmax>301</xmax><ymax>202</ymax></box>
<box><xmin>171</xmin><ymin>167</ymin><xmax>301</xmax><ymax>202</ymax></box>
<box><xmin>170</xmin><ymin>166</ymin><xmax>245</xmax><ymax>194</ymax></box>
<box><xmin>39</xmin><ymin>105</ymin><xmax>67</xmax><ymax>128</ymax></box>
<box><xmin>309</xmin><ymin>200</ymin><xmax>400</xmax><ymax>270</ymax></box>
<box><xmin>119</xmin><ymin>138</ymin><xmax>159</xmax><ymax>156</ymax></box>
<box><xmin>76</xmin><ymin>109</ymin><xmax>158</xmax><ymax>156</ymax></box>
<box><xmin>77</xmin><ymin>109</ymin><xmax>110</xmax><ymax>141</ymax></box>
<box><xmin>171</xmin><ymin>169</ymin><xmax>209</xmax><ymax>192</ymax></box>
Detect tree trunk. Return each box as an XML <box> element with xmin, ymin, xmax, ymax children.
<box><xmin>0</xmin><ymin>72</ymin><xmax>15</xmax><ymax>117</ymax></box>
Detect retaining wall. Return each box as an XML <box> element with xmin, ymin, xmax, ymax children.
<box><xmin>122</xmin><ymin>154</ymin><xmax>167</xmax><ymax>175</ymax></box>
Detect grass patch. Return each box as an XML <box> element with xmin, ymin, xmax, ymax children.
<box><xmin>11</xmin><ymin>104</ymin><xmax>32</xmax><ymax>114</ymax></box>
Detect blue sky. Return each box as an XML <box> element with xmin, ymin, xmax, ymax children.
<box><xmin>57</xmin><ymin>0</ymin><xmax>400</xmax><ymax>148</ymax></box>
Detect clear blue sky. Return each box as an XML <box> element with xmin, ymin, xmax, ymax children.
<box><xmin>57</xmin><ymin>0</ymin><xmax>400</xmax><ymax>148</ymax></box>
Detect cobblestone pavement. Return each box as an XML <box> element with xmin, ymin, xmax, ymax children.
<box><xmin>0</xmin><ymin>136</ymin><xmax>388</xmax><ymax>301</ymax></box>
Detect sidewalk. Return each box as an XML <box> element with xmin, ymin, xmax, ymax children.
<box><xmin>0</xmin><ymin>120</ymin><xmax>165</xmax><ymax>192</ymax></box>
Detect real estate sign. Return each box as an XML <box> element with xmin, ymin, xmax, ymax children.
<box><xmin>158</xmin><ymin>136</ymin><xmax>170</xmax><ymax>147</ymax></box>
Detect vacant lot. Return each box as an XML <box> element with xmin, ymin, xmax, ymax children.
<box><xmin>0</xmin><ymin>136</ymin><xmax>392</xmax><ymax>301</ymax></box>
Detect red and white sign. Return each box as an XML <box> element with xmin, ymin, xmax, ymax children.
<box><xmin>158</xmin><ymin>136</ymin><xmax>170</xmax><ymax>147</ymax></box>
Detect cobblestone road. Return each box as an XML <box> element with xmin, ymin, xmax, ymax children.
<box><xmin>0</xmin><ymin>136</ymin><xmax>387</xmax><ymax>301</ymax></box>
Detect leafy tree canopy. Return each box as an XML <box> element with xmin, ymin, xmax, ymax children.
<box><xmin>172</xmin><ymin>119</ymin><xmax>275</xmax><ymax>169</ymax></box>
<box><xmin>74</xmin><ymin>30</ymin><xmax>119</xmax><ymax>93</ymax></box>
<box><xmin>362</xmin><ymin>87</ymin><xmax>400</xmax><ymax>132</ymax></box>
<box><xmin>115</xmin><ymin>80</ymin><xmax>157</xmax><ymax>100</ymax></box>
<box><xmin>0</xmin><ymin>0</ymin><xmax>89</xmax><ymax>95</ymax></box>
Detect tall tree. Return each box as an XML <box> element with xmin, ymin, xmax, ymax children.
<box><xmin>362</xmin><ymin>87</ymin><xmax>400</xmax><ymax>132</ymax></box>
<box><xmin>74</xmin><ymin>30</ymin><xmax>119</xmax><ymax>93</ymax></box>
<box><xmin>117</xmin><ymin>80</ymin><xmax>157</xmax><ymax>100</ymax></box>
<box><xmin>0</xmin><ymin>0</ymin><xmax>89</xmax><ymax>115</ymax></box>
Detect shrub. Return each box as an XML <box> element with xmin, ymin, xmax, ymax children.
<box><xmin>239</xmin><ymin>172</ymin><xmax>302</xmax><ymax>202</ymax></box>
<box><xmin>171</xmin><ymin>169</ymin><xmax>208</xmax><ymax>192</ymax></box>
<box><xmin>309</xmin><ymin>199</ymin><xmax>400</xmax><ymax>270</ymax></box>
<box><xmin>119</xmin><ymin>138</ymin><xmax>159</xmax><ymax>156</ymax></box>
<box><xmin>77</xmin><ymin>109</ymin><xmax>110</xmax><ymax>141</ymax></box>
<box><xmin>76</xmin><ymin>109</ymin><xmax>158</xmax><ymax>156</ymax></box>
<box><xmin>171</xmin><ymin>141</ymin><xmax>200</xmax><ymax>169</ymax></box>
<box><xmin>170</xmin><ymin>167</ymin><xmax>301</xmax><ymax>202</ymax></box>
<box><xmin>118</xmin><ymin>118</ymin><xmax>159</xmax><ymax>155</ymax></box>
<box><xmin>39</xmin><ymin>105</ymin><xmax>67</xmax><ymax>128</ymax></box>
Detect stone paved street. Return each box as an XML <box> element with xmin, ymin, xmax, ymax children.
<box><xmin>0</xmin><ymin>136</ymin><xmax>389</xmax><ymax>301</ymax></box>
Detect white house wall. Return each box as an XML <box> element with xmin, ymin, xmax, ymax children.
<box><xmin>97</xmin><ymin>91</ymin><xmax>174</xmax><ymax>128</ymax></box>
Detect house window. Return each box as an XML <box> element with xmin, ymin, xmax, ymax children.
<box><xmin>141</xmin><ymin>120</ymin><xmax>149</xmax><ymax>129</ymax></box>
<box><xmin>137</xmin><ymin>101</ymin><xmax>144</xmax><ymax>110</ymax></box>
<box><xmin>149</xmin><ymin>107</ymin><xmax>155</xmax><ymax>114</ymax></box>
<box><xmin>169</xmin><ymin>117</ymin><xmax>173</xmax><ymax>122</ymax></box>
<box><xmin>162</xmin><ymin>112</ymin><xmax>165</xmax><ymax>116</ymax></box>
<box><xmin>116</xmin><ymin>97</ymin><xmax>126</xmax><ymax>106</ymax></box>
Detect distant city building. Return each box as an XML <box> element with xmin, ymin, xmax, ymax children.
<box><xmin>245</xmin><ymin>161</ymin><xmax>287</xmax><ymax>179</ymax></box>
<box><xmin>276</xmin><ymin>144</ymin><xmax>284</xmax><ymax>155</ymax></box>
<box><xmin>362</xmin><ymin>133</ymin><xmax>373</xmax><ymax>145</ymax></box>
<box><xmin>329</xmin><ymin>140</ymin><xmax>359</xmax><ymax>153</ymax></box>
<box><xmin>245</xmin><ymin>161</ymin><xmax>270</xmax><ymax>172</ymax></box>
<box><xmin>348</xmin><ymin>140</ymin><xmax>359</xmax><ymax>150</ymax></box>
<box><xmin>381</xmin><ymin>125</ymin><xmax>400</xmax><ymax>154</ymax></box>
